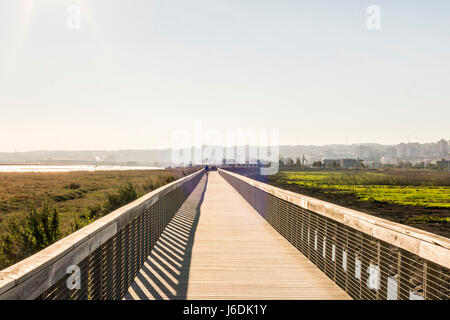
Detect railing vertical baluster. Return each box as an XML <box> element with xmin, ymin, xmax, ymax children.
<box><xmin>376</xmin><ymin>240</ymin><xmax>381</xmax><ymax>300</ymax></box>
<box><xmin>423</xmin><ymin>261</ymin><xmax>428</xmax><ymax>300</ymax></box>
<box><xmin>111</xmin><ymin>235</ymin><xmax>117</xmax><ymax>300</ymax></box>
<box><xmin>323</xmin><ymin>219</ymin><xmax>327</xmax><ymax>275</ymax></box>
<box><xmin>333</xmin><ymin>224</ymin><xmax>337</xmax><ymax>282</ymax></box>
<box><xmin>345</xmin><ymin>228</ymin><xmax>349</xmax><ymax>293</ymax></box>
<box><xmin>124</xmin><ymin>224</ymin><xmax>130</xmax><ymax>293</ymax></box>
<box><xmin>397</xmin><ymin>250</ymin><xmax>402</xmax><ymax>300</ymax></box>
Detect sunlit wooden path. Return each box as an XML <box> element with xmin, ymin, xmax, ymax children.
<box><xmin>124</xmin><ymin>172</ymin><xmax>350</xmax><ymax>300</ymax></box>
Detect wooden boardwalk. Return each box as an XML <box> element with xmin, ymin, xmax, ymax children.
<box><xmin>125</xmin><ymin>172</ymin><xmax>350</xmax><ymax>300</ymax></box>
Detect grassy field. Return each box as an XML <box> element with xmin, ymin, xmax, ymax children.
<box><xmin>0</xmin><ymin>168</ymin><xmax>197</xmax><ymax>269</ymax></box>
<box><xmin>275</xmin><ymin>171</ymin><xmax>450</xmax><ymax>209</ymax></box>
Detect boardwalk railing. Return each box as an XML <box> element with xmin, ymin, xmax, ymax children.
<box><xmin>0</xmin><ymin>169</ymin><xmax>205</xmax><ymax>300</ymax></box>
<box><xmin>219</xmin><ymin>169</ymin><xmax>450</xmax><ymax>300</ymax></box>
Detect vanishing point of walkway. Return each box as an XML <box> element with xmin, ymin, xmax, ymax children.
<box><xmin>124</xmin><ymin>172</ymin><xmax>350</xmax><ymax>300</ymax></box>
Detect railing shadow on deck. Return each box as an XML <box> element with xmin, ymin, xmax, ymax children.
<box><xmin>124</xmin><ymin>174</ymin><xmax>208</xmax><ymax>300</ymax></box>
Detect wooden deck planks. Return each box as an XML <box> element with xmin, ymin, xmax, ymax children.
<box><xmin>185</xmin><ymin>172</ymin><xmax>350</xmax><ymax>300</ymax></box>
<box><xmin>125</xmin><ymin>172</ymin><xmax>350</xmax><ymax>300</ymax></box>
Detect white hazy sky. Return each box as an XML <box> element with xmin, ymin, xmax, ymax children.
<box><xmin>0</xmin><ymin>0</ymin><xmax>449</xmax><ymax>151</ymax></box>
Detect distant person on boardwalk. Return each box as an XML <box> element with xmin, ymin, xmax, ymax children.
<box><xmin>205</xmin><ymin>165</ymin><xmax>209</xmax><ymax>175</ymax></box>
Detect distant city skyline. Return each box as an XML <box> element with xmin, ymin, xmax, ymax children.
<box><xmin>0</xmin><ymin>137</ymin><xmax>449</xmax><ymax>153</ymax></box>
<box><xmin>1</xmin><ymin>1</ymin><xmax>449</xmax><ymax>152</ymax></box>
<box><xmin>1</xmin><ymin>137</ymin><xmax>448</xmax><ymax>161</ymax></box>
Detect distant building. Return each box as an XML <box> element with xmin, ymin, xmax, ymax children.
<box><xmin>437</xmin><ymin>159</ymin><xmax>450</xmax><ymax>170</ymax></box>
<box><xmin>397</xmin><ymin>142</ymin><xmax>420</xmax><ymax>159</ymax></box>
<box><xmin>380</xmin><ymin>157</ymin><xmax>397</xmax><ymax>166</ymax></box>
<box><xmin>340</xmin><ymin>158</ymin><xmax>359</xmax><ymax>168</ymax></box>
<box><xmin>321</xmin><ymin>158</ymin><xmax>359</xmax><ymax>169</ymax></box>
<box><xmin>356</xmin><ymin>145</ymin><xmax>379</xmax><ymax>160</ymax></box>
<box><xmin>438</xmin><ymin>139</ymin><xmax>449</xmax><ymax>155</ymax></box>
<box><xmin>397</xmin><ymin>143</ymin><xmax>407</xmax><ymax>158</ymax></box>
<box><xmin>406</xmin><ymin>143</ymin><xmax>420</xmax><ymax>158</ymax></box>
<box><xmin>322</xmin><ymin>159</ymin><xmax>340</xmax><ymax>168</ymax></box>
<box><xmin>386</xmin><ymin>147</ymin><xmax>397</xmax><ymax>158</ymax></box>
<box><xmin>223</xmin><ymin>158</ymin><xmax>236</xmax><ymax>165</ymax></box>
<box><xmin>356</xmin><ymin>145</ymin><xmax>370</xmax><ymax>159</ymax></box>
